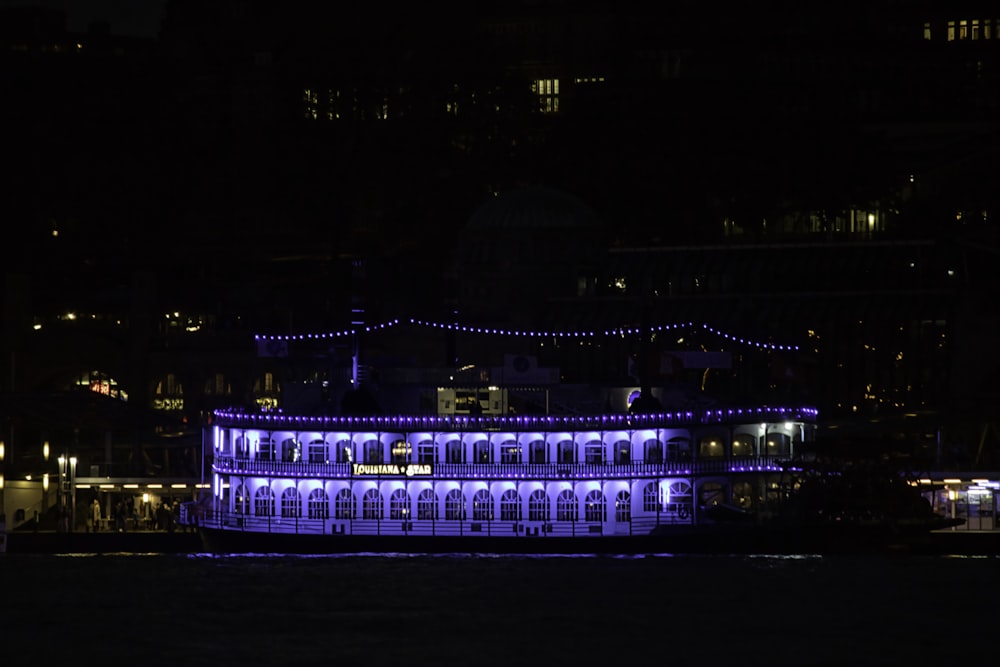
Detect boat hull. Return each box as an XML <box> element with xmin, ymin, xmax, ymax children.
<box><xmin>196</xmin><ymin>522</ymin><xmax>964</xmax><ymax>556</ymax></box>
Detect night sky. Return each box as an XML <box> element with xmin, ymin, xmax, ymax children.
<box><xmin>0</xmin><ymin>0</ymin><xmax>166</xmax><ymax>36</ymax></box>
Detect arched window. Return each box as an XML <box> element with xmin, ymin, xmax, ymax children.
<box><xmin>336</xmin><ymin>439</ymin><xmax>352</xmax><ymax>463</ymax></box>
<box><xmin>445</xmin><ymin>439</ymin><xmax>463</xmax><ymax>463</ymax></box>
<box><xmin>254</xmin><ymin>486</ymin><xmax>274</xmax><ymax>517</ymax></box>
<box><xmin>500</xmin><ymin>439</ymin><xmax>520</xmax><ymax>463</ymax></box>
<box><xmin>615</xmin><ymin>490</ymin><xmax>631</xmax><ymax>522</ymax></box>
<box><xmin>473</xmin><ymin>439</ymin><xmax>491</xmax><ymax>463</ymax></box>
<box><xmin>363</xmin><ymin>488</ymin><xmax>383</xmax><ymax>520</ymax></box>
<box><xmin>308</xmin><ymin>439</ymin><xmax>327</xmax><ymax>463</ymax></box>
<box><xmin>669</xmin><ymin>480</ymin><xmax>693</xmax><ymax>511</ymax></box>
<box><xmin>584</xmin><ymin>439</ymin><xmax>603</xmax><ymax>464</ymax></box>
<box><xmin>528</xmin><ymin>489</ymin><xmax>549</xmax><ymax>521</ymax></box>
<box><xmin>472</xmin><ymin>489</ymin><xmax>492</xmax><ymax>521</ymax></box>
<box><xmin>363</xmin><ymin>439</ymin><xmax>382</xmax><ymax>464</ymax></box>
<box><xmin>732</xmin><ymin>433</ymin><xmax>756</xmax><ymax>457</ymax></box>
<box><xmin>389</xmin><ymin>488</ymin><xmax>409</xmax><ymax>519</ymax></box>
<box><xmin>666</xmin><ymin>436</ymin><xmax>691</xmax><ymax>461</ymax></box>
<box><xmin>445</xmin><ymin>489</ymin><xmax>465</xmax><ymax>520</ymax></box>
<box><xmin>765</xmin><ymin>432</ymin><xmax>791</xmax><ymax>456</ymax></box>
<box><xmin>644</xmin><ymin>438</ymin><xmax>662</xmax><ymax>464</ymax></box>
<box><xmin>259</xmin><ymin>437</ymin><xmax>276</xmax><ymax>461</ymax></box>
<box><xmin>417</xmin><ymin>439</ymin><xmax>435</xmax><ymax>464</ymax></box>
<box><xmin>234</xmin><ymin>435</ymin><xmax>250</xmax><ymax>459</ymax></box>
<box><xmin>699</xmin><ymin>482</ymin><xmax>725</xmax><ymax>508</ymax></box>
<box><xmin>308</xmin><ymin>488</ymin><xmax>329</xmax><ymax>519</ymax></box>
<box><xmin>613</xmin><ymin>439</ymin><xmax>630</xmax><ymax>464</ymax></box>
<box><xmin>391</xmin><ymin>439</ymin><xmax>411</xmax><ymax>464</ymax></box>
<box><xmin>584</xmin><ymin>489</ymin><xmax>604</xmax><ymax>522</ymax></box>
<box><xmin>733</xmin><ymin>481</ymin><xmax>755</xmax><ymax>509</ymax></box>
<box><xmin>281</xmin><ymin>487</ymin><xmax>301</xmax><ymax>518</ymax></box>
<box><xmin>335</xmin><ymin>488</ymin><xmax>355</xmax><ymax>519</ymax></box>
<box><xmin>234</xmin><ymin>483</ymin><xmax>249</xmax><ymax>515</ymax></box>
<box><xmin>282</xmin><ymin>437</ymin><xmax>300</xmax><ymax>462</ymax></box>
<box><xmin>417</xmin><ymin>489</ymin><xmax>437</xmax><ymax>520</ymax></box>
<box><xmin>698</xmin><ymin>436</ymin><xmax>725</xmax><ymax>458</ymax></box>
<box><xmin>500</xmin><ymin>489</ymin><xmax>521</xmax><ymax>521</ymax></box>
<box><xmin>557</xmin><ymin>439</ymin><xmax>574</xmax><ymax>464</ymax></box>
<box><xmin>529</xmin><ymin>439</ymin><xmax>546</xmax><ymax>464</ymax></box>
<box><xmin>556</xmin><ymin>489</ymin><xmax>576</xmax><ymax>521</ymax></box>
<box><xmin>643</xmin><ymin>482</ymin><xmax>660</xmax><ymax>512</ymax></box>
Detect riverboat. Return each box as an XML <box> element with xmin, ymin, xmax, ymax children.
<box><xmin>193</xmin><ymin>403</ymin><xmax>879</xmax><ymax>553</ymax></box>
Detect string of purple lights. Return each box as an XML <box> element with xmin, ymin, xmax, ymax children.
<box><xmin>253</xmin><ymin>318</ymin><xmax>800</xmax><ymax>351</ymax></box>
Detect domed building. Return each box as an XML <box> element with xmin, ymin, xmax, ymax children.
<box><xmin>451</xmin><ymin>186</ymin><xmax>609</xmax><ymax>327</ymax></box>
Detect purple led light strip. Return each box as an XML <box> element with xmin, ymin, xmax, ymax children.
<box><xmin>253</xmin><ymin>318</ymin><xmax>800</xmax><ymax>351</ymax></box>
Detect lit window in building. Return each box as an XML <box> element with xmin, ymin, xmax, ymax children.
<box><xmin>308</xmin><ymin>439</ymin><xmax>327</xmax><ymax>463</ymax></box>
<box><xmin>281</xmin><ymin>487</ymin><xmax>301</xmax><ymax>518</ymax></box>
<box><xmin>303</xmin><ymin>88</ymin><xmax>318</xmax><ymax>120</ymax></box>
<box><xmin>254</xmin><ymin>437</ymin><xmax>273</xmax><ymax>461</ymax></box>
<box><xmin>474</xmin><ymin>439</ymin><xmax>490</xmax><ymax>463</ymax></box>
<box><xmin>364</xmin><ymin>438</ymin><xmax>381</xmax><ymax>464</ymax></box>
<box><xmin>972</xmin><ymin>19</ymin><xmax>980</xmax><ymax>40</ymax></box>
<box><xmin>557</xmin><ymin>489</ymin><xmax>576</xmax><ymax>521</ymax></box>
<box><xmin>528</xmin><ymin>489</ymin><xmax>549</xmax><ymax>521</ymax></box>
<box><xmin>335</xmin><ymin>488</ymin><xmax>355</xmax><ymax>519</ymax></box>
<box><xmin>985</xmin><ymin>19</ymin><xmax>992</xmax><ymax>39</ymax></box>
<box><xmin>389</xmin><ymin>488</ymin><xmax>408</xmax><ymax>519</ymax></box>
<box><xmin>417</xmin><ymin>439</ymin><xmax>435</xmax><ymax>464</ymax></box>
<box><xmin>308</xmin><ymin>488</ymin><xmax>329</xmax><ymax>519</ymax></box>
<box><xmin>529</xmin><ymin>439</ymin><xmax>546</xmax><ymax>463</ymax></box>
<box><xmin>234</xmin><ymin>484</ymin><xmax>249</xmax><ymax>515</ymax></box>
<box><xmin>445</xmin><ymin>489</ymin><xmax>464</xmax><ymax>520</ymax></box>
<box><xmin>500</xmin><ymin>439</ymin><xmax>520</xmax><ymax>463</ymax></box>
<box><xmin>948</xmin><ymin>20</ymin><xmax>956</xmax><ymax>41</ymax></box>
<box><xmin>644</xmin><ymin>438</ymin><xmax>662</xmax><ymax>464</ymax></box>
<box><xmin>326</xmin><ymin>89</ymin><xmax>341</xmax><ymax>120</ymax></box>
<box><xmin>500</xmin><ymin>488</ymin><xmax>521</xmax><ymax>521</ymax></box>
<box><xmin>585</xmin><ymin>489</ymin><xmax>605</xmax><ymax>522</ymax></box>
<box><xmin>336</xmin><ymin>439</ymin><xmax>352</xmax><ymax>463</ymax></box>
<box><xmin>960</xmin><ymin>19</ymin><xmax>968</xmax><ymax>40</ymax></box>
<box><xmin>643</xmin><ymin>483</ymin><xmax>659</xmax><ymax>512</ymax></box>
<box><xmin>417</xmin><ymin>489</ymin><xmax>437</xmax><ymax>520</ymax></box>
<box><xmin>391</xmin><ymin>439</ymin><xmax>411</xmax><ymax>464</ymax></box>
<box><xmin>615</xmin><ymin>490</ymin><xmax>631</xmax><ymax>522</ymax></box>
<box><xmin>923</xmin><ymin>22</ymin><xmax>931</xmax><ymax>40</ymax></box>
<box><xmin>362</xmin><ymin>488</ymin><xmax>382</xmax><ymax>519</ymax></box>
<box><xmin>532</xmin><ymin>78</ymin><xmax>559</xmax><ymax>114</ymax></box>
<box><xmin>584</xmin><ymin>439</ymin><xmax>603</xmax><ymax>464</ymax></box>
<box><xmin>255</xmin><ymin>486</ymin><xmax>275</xmax><ymax>516</ymax></box>
<box><xmin>556</xmin><ymin>439</ymin><xmax>574</xmax><ymax>464</ymax></box>
<box><xmin>472</xmin><ymin>489</ymin><xmax>492</xmax><ymax>520</ymax></box>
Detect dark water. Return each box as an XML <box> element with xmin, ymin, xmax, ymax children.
<box><xmin>1</xmin><ymin>551</ymin><xmax>995</xmax><ymax>665</ymax></box>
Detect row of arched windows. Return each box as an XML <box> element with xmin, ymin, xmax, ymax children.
<box><xmin>229</xmin><ymin>482</ymin><xmax>694</xmax><ymax>522</ymax></box>
<box><xmin>228</xmin><ymin>431</ymin><xmax>794</xmax><ymax>464</ymax></box>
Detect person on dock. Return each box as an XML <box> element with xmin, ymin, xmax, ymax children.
<box><xmin>90</xmin><ymin>498</ymin><xmax>102</xmax><ymax>532</ymax></box>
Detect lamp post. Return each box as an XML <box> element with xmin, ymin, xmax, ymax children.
<box><xmin>69</xmin><ymin>456</ymin><xmax>77</xmax><ymax>532</ymax></box>
<box><xmin>58</xmin><ymin>455</ymin><xmax>66</xmax><ymax>515</ymax></box>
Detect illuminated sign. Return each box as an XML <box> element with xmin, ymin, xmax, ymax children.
<box><xmin>352</xmin><ymin>463</ymin><xmax>433</xmax><ymax>477</ymax></box>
